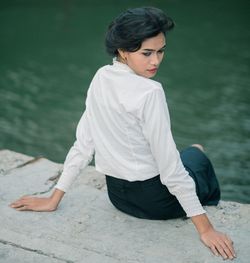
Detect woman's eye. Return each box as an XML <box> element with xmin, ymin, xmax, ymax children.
<box><xmin>142</xmin><ymin>52</ymin><xmax>152</xmax><ymax>57</ymax></box>
<box><xmin>158</xmin><ymin>49</ymin><xmax>165</xmax><ymax>54</ymax></box>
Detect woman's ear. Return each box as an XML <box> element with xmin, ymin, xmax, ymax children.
<box><xmin>117</xmin><ymin>49</ymin><xmax>127</xmax><ymax>63</ymax></box>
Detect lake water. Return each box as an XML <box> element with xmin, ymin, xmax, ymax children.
<box><xmin>0</xmin><ymin>0</ymin><xmax>249</xmax><ymax>203</ymax></box>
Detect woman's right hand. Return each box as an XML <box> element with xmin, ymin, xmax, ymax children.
<box><xmin>200</xmin><ymin>227</ymin><xmax>235</xmax><ymax>260</ymax></box>
<box><xmin>9</xmin><ymin>188</ymin><xmax>65</xmax><ymax>212</ymax></box>
<box><xmin>191</xmin><ymin>214</ymin><xmax>236</xmax><ymax>260</ymax></box>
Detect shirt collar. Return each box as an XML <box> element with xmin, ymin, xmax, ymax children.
<box><xmin>112</xmin><ymin>57</ymin><xmax>135</xmax><ymax>75</ymax></box>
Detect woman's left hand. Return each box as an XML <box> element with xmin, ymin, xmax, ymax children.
<box><xmin>10</xmin><ymin>195</ymin><xmax>58</xmax><ymax>212</ymax></box>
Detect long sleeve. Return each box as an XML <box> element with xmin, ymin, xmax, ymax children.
<box><xmin>141</xmin><ymin>86</ymin><xmax>206</xmax><ymax>217</ymax></box>
<box><xmin>55</xmin><ymin>110</ymin><xmax>95</xmax><ymax>192</ymax></box>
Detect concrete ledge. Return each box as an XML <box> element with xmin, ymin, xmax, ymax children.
<box><xmin>0</xmin><ymin>150</ymin><xmax>249</xmax><ymax>262</ymax></box>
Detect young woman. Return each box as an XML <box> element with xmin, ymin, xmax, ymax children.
<box><xmin>10</xmin><ymin>7</ymin><xmax>236</xmax><ymax>260</ymax></box>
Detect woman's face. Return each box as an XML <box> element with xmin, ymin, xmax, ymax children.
<box><xmin>120</xmin><ymin>32</ymin><xmax>166</xmax><ymax>78</ymax></box>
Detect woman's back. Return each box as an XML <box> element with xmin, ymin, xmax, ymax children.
<box><xmin>86</xmin><ymin>59</ymin><xmax>162</xmax><ymax>180</ymax></box>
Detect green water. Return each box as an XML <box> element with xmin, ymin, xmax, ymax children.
<box><xmin>0</xmin><ymin>0</ymin><xmax>249</xmax><ymax>203</ymax></box>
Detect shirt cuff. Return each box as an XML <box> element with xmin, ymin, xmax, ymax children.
<box><xmin>176</xmin><ymin>193</ymin><xmax>206</xmax><ymax>217</ymax></box>
<box><xmin>54</xmin><ymin>171</ymin><xmax>75</xmax><ymax>193</ymax></box>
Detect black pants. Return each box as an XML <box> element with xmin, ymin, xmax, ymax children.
<box><xmin>106</xmin><ymin>146</ymin><xmax>220</xmax><ymax>220</ymax></box>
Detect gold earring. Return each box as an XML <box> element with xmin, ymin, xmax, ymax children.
<box><xmin>119</xmin><ymin>55</ymin><xmax>127</xmax><ymax>64</ymax></box>
<box><xmin>122</xmin><ymin>55</ymin><xmax>127</xmax><ymax>64</ymax></box>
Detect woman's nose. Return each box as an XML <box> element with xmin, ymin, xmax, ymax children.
<box><xmin>150</xmin><ymin>53</ymin><xmax>160</xmax><ymax>66</ymax></box>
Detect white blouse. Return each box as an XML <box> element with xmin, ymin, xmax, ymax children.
<box><xmin>55</xmin><ymin>59</ymin><xmax>206</xmax><ymax>217</ymax></box>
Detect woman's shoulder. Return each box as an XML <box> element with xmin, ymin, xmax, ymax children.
<box><xmin>140</xmin><ymin>76</ymin><xmax>162</xmax><ymax>90</ymax></box>
<box><xmin>98</xmin><ymin>64</ymin><xmax>163</xmax><ymax>90</ymax></box>
<box><xmin>129</xmin><ymin>74</ymin><xmax>164</xmax><ymax>96</ymax></box>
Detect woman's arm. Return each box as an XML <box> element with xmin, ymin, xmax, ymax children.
<box><xmin>141</xmin><ymin>87</ymin><xmax>236</xmax><ymax>260</ymax></box>
<box><xmin>10</xmin><ymin>188</ymin><xmax>65</xmax><ymax>212</ymax></box>
<box><xmin>10</xmin><ymin>110</ymin><xmax>94</xmax><ymax>212</ymax></box>
<box><xmin>191</xmin><ymin>213</ymin><xmax>236</xmax><ymax>260</ymax></box>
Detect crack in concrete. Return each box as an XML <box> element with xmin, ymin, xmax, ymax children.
<box><xmin>2</xmin><ymin>156</ymin><xmax>44</xmax><ymax>175</ymax></box>
<box><xmin>15</xmin><ymin>156</ymin><xmax>44</xmax><ymax>168</ymax></box>
<box><xmin>0</xmin><ymin>239</ymin><xmax>74</xmax><ymax>263</ymax></box>
<box><xmin>77</xmin><ymin>245</ymin><xmax>142</xmax><ymax>263</ymax></box>
<box><xmin>30</xmin><ymin>170</ymin><xmax>62</xmax><ymax>196</ymax></box>
<box><xmin>0</xmin><ymin>238</ymin><xmax>141</xmax><ymax>263</ymax></box>
<box><xmin>29</xmin><ymin>183</ymin><xmax>57</xmax><ymax>196</ymax></box>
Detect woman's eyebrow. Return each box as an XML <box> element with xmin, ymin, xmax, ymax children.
<box><xmin>141</xmin><ymin>44</ymin><xmax>166</xmax><ymax>51</ymax></box>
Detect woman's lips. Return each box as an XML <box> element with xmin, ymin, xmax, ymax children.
<box><xmin>148</xmin><ymin>68</ymin><xmax>158</xmax><ymax>74</ymax></box>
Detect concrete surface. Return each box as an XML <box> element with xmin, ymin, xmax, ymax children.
<box><xmin>0</xmin><ymin>149</ymin><xmax>249</xmax><ymax>263</ymax></box>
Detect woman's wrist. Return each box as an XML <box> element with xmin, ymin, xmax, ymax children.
<box><xmin>49</xmin><ymin>188</ymin><xmax>65</xmax><ymax>208</ymax></box>
<box><xmin>191</xmin><ymin>213</ymin><xmax>214</xmax><ymax>235</ymax></box>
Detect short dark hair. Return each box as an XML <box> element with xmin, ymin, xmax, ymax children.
<box><xmin>105</xmin><ymin>7</ymin><xmax>174</xmax><ymax>56</ymax></box>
